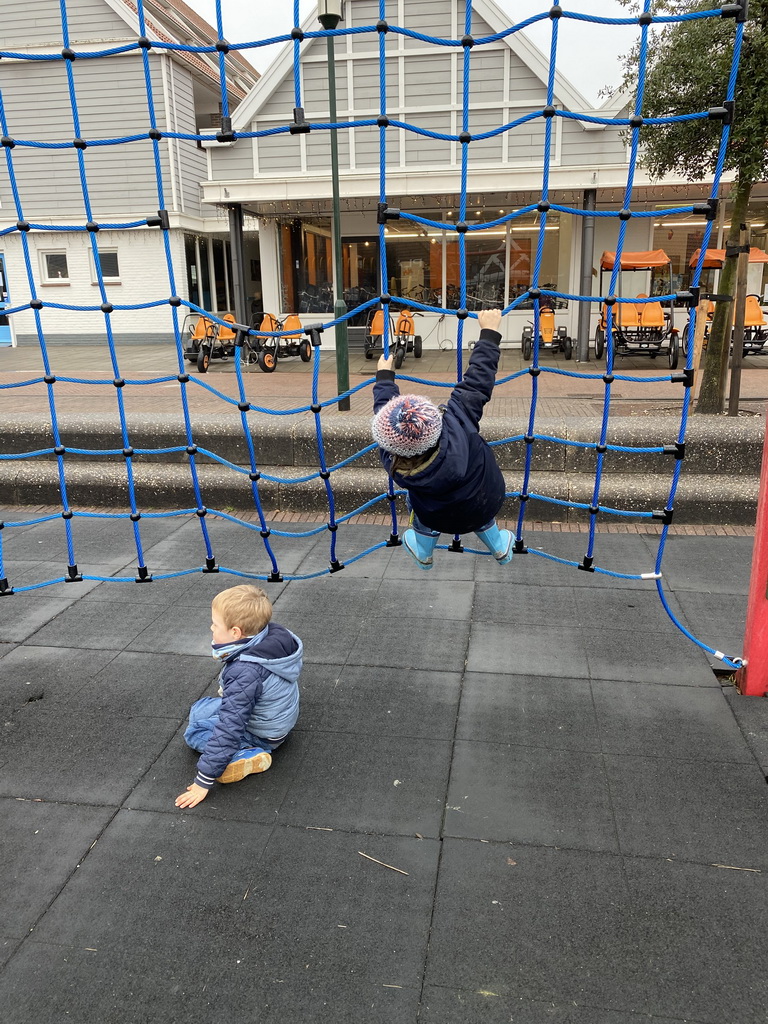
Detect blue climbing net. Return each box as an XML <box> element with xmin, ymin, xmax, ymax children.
<box><xmin>0</xmin><ymin>1</ymin><xmax>748</xmax><ymax>668</ymax></box>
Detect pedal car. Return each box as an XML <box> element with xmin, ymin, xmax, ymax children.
<box><xmin>683</xmin><ymin>247</ymin><xmax>768</xmax><ymax>357</ymax></box>
<box><xmin>521</xmin><ymin>303</ymin><xmax>572</xmax><ymax>359</ymax></box>
<box><xmin>183</xmin><ymin>312</ymin><xmax>237</xmax><ymax>373</ymax></box>
<box><xmin>247</xmin><ymin>313</ymin><xmax>312</xmax><ymax>373</ymax></box>
<box><xmin>364</xmin><ymin>307</ymin><xmax>423</xmax><ymax>367</ymax></box>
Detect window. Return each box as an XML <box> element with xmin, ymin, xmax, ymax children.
<box><xmin>90</xmin><ymin>249</ymin><xmax>120</xmax><ymax>283</ymax></box>
<box><xmin>40</xmin><ymin>251</ymin><xmax>69</xmax><ymax>283</ymax></box>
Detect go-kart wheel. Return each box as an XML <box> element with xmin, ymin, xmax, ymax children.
<box><xmin>594</xmin><ymin>328</ymin><xmax>604</xmax><ymax>359</ymax></box>
<box><xmin>414</xmin><ymin>335</ymin><xmax>423</xmax><ymax>358</ymax></box>
<box><xmin>563</xmin><ymin>337</ymin><xmax>573</xmax><ymax>360</ymax></box>
<box><xmin>394</xmin><ymin>345</ymin><xmax>406</xmax><ymax>369</ymax></box>
<box><xmin>258</xmin><ymin>349</ymin><xmax>277</xmax><ymax>373</ymax></box>
<box><xmin>681</xmin><ymin>324</ymin><xmax>689</xmax><ymax>357</ymax></box>
<box><xmin>668</xmin><ymin>332</ymin><xmax>679</xmax><ymax>370</ymax></box>
<box><xmin>522</xmin><ymin>336</ymin><xmax>532</xmax><ymax>360</ymax></box>
<box><xmin>197</xmin><ymin>346</ymin><xmax>210</xmax><ymax>373</ymax></box>
<box><xmin>300</xmin><ymin>339</ymin><xmax>312</xmax><ymax>362</ymax></box>
<box><xmin>364</xmin><ymin>347</ymin><xmax>375</xmax><ymax>359</ymax></box>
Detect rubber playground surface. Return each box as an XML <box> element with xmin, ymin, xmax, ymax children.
<box><xmin>2</xmin><ymin>512</ymin><xmax>768</xmax><ymax>1023</ymax></box>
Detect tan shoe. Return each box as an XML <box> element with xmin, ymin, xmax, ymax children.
<box><xmin>217</xmin><ymin>748</ymin><xmax>272</xmax><ymax>784</ymax></box>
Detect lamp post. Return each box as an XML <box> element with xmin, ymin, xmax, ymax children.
<box><xmin>318</xmin><ymin>0</ymin><xmax>350</xmax><ymax>411</ymax></box>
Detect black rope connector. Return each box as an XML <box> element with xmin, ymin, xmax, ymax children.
<box><xmin>148</xmin><ymin>128</ymin><xmax>163</xmax><ymax>141</ymax></box>
<box><xmin>135</xmin><ymin>565</ymin><xmax>152</xmax><ymax>582</ymax></box>
<box><xmin>588</xmin><ymin>506</ymin><xmax>599</xmax><ymax>516</ymax></box>
<box><xmin>605</xmin><ymin>295</ymin><xmax>616</xmax><ymax>306</ymax></box>
<box><xmin>596</xmin><ymin>443</ymin><xmax>607</xmax><ymax>453</ymax></box>
<box><xmin>156</xmin><ymin>209</ymin><xmax>170</xmax><ymax>230</ymax></box>
<box><xmin>461</xmin><ymin>34</ymin><xmax>474</xmax><ymax>47</ymax></box>
<box><xmin>305</xmin><ymin>325</ymin><xmax>324</xmax><ymax>347</ymax></box>
<box><xmin>529</xmin><ymin>366</ymin><xmax>541</xmax><ymax>377</ymax></box>
<box><xmin>30</xmin><ymin>299</ymin><xmax>43</xmax><ymax>310</ymax></box>
<box><xmin>708</xmin><ymin>102</ymin><xmax>734</xmax><ymax>124</ymax></box>
<box><xmin>113</xmin><ymin>377</ymin><xmax>125</xmax><ymax>388</ymax></box>
<box><xmin>386</xmin><ymin>533</ymin><xmax>401</xmax><ymax>547</ymax></box>
<box><xmin>455</xmin><ymin>221</ymin><xmax>468</xmax><ymax>233</ymax></box>
<box><xmin>61</xmin><ymin>509</ymin><xmax>73</xmax><ymax>519</ymax></box>
<box><xmin>86</xmin><ymin>221</ymin><xmax>99</xmax><ymax>232</ymax></box>
<box><xmin>603</xmin><ymin>373</ymin><xmax>614</xmax><ymax>383</ymax></box>
<box><xmin>203</xmin><ymin>557</ymin><xmax>219</xmax><ymax>573</ymax></box>
<box><xmin>268</xmin><ymin>570</ymin><xmax>283</xmax><ymax>583</ymax></box>
<box><xmin>177</xmin><ymin>373</ymin><xmax>189</xmax><ymax>384</ymax></box>
<box><xmin>327</xmin><ymin>523</ymin><xmax>338</xmax><ymax>532</ymax></box>
<box><xmin>550</xmin><ymin>4</ymin><xmax>563</xmax><ymax>17</ymax></box>
<box><xmin>514</xmin><ymin>538</ymin><xmax>528</xmax><ymax>554</ymax></box>
<box><xmin>519</xmin><ymin>493</ymin><xmax>530</xmax><ymax>503</ymax></box>
<box><xmin>377</xmin><ymin>202</ymin><xmax>400</xmax><ymax>222</ymax></box>
<box><xmin>578</xmin><ymin>555</ymin><xmax>595</xmax><ymax>572</ymax></box>
<box><xmin>379</xmin><ymin>293</ymin><xmax>391</xmax><ymax>305</ymax></box>
<box><xmin>537</xmin><ymin>201</ymin><xmax>550</xmax><ymax>213</ymax></box>
<box><xmin>44</xmin><ymin>374</ymin><xmax>56</xmax><ymax>384</ymax></box>
<box><xmin>725</xmin><ymin>242</ymin><xmax>751</xmax><ymax>259</ymax></box>
<box><xmin>524</xmin><ymin>434</ymin><xmax>535</xmax><ymax>445</ymax></box>
<box><xmin>291</xmin><ymin>27</ymin><xmax>304</xmax><ymax>40</ymax></box>
<box><xmin>638</xmin><ymin>10</ymin><xmax>653</xmax><ymax>24</ymax></box>
<box><xmin>629</xmin><ymin>115</ymin><xmax>644</xmax><ymax>128</ymax></box>
<box><xmin>215</xmin><ymin>38</ymin><xmax>230</xmax><ymax>53</ymax></box>
<box><xmin>196</xmin><ymin>507</ymin><xmax>207</xmax><ymax>518</ymax></box>
<box><xmin>311</xmin><ymin>403</ymin><xmax>322</xmax><ymax>414</ymax></box>
<box><xmin>449</xmin><ymin>538</ymin><xmax>464</xmax><ymax>552</ymax></box>
<box><xmin>290</xmin><ymin>107</ymin><xmax>311</xmax><ymax>134</ymax></box>
<box><xmin>130</xmin><ymin>512</ymin><xmax>141</xmax><ymax>522</ymax></box>
<box><xmin>66</xmin><ymin>564</ymin><xmax>83</xmax><ymax>582</ymax></box>
<box><xmin>459</xmin><ymin>131</ymin><xmax>472</xmax><ymax>144</ymax></box>
<box><xmin>122</xmin><ymin>447</ymin><xmax>134</xmax><ymax>458</ymax></box>
<box><xmin>260</xmin><ymin>529</ymin><xmax>271</xmax><ymax>538</ymax></box>
<box><xmin>693</xmin><ymin>199</ymin><xmax>718</xmax><ymax>221</ymax></box>
<box><xmin>54</xmin><ymin>446</ymin><xmax>66</xmax><ymax>456</ymax></box>
<box><xmin>1</xmin><ymin>136</ymin><xmax>15</xmax><ymax>148</ymax></box>
<box><xmin>237</xmin><ymin>401</ymin><xmax>251</xmax><ymax>412</ymax></box>
<box><xmin>0</xmin><ymin>578</ymin><xmax>13</xmax><ymax>596</ymax></box>
<box><xmin>619</xmin><ymin>209</ymin><xmax>632</xmax><ymax>221</ymax></box>
<box><xmin>529</xmin><ymin>289</ymin><xmax>541</xmax><ymax>300</ymax></box>
<box><xmin>17</xmin><ymin>220</ymin><xmax>30</xmax><ymax>232</ymax></box>
<box><xmin>543</xmin><ymin>105</ymin><xmax>556</xmax><ymax>118</ymax></box>
<box><xmin>329</xmin><ymin>560</ymin><xmax>345</xmax><ymax>573</ymax></box>
<box><xmin>146</xmin><ymin>215</ymin><xmax>162</xmax><ymax>227</ymax></box>
<box><xmin>216</xmin><ymin>115</ymin><xmax>235</xmax><ymax>143</ymax></box>
<box><xmin>101</xmin><ymin>302</ymin><xmax>113</xmax><ymax>314</ymax></box>
<box><xmin>678</xmin><ymin>288</ymin><xmax>697</xmax><ymax>306</ymax></box>
<box><xmin>73</xmin><ymin>137</ymin><xmax>87</xmax><ymax>150</ymax></box>
<box><xmin>377</xmin><ymin>19</ymin><xmax>389</xmax><ymax>32</ymax></box>
<box><xmin>186</xmin><ymin>444</ymin><xmax>197</xmax><ymax>454</ymax></box>
<box><xmin>138</xmin><ymin>36</ymin><xmax>152</xmax><ymax>49</ymax></box>
<box><xmin>61</xmin><ymin>47</ymin><xmax>76</xmax><ymax>61</ymax></box>
<box><xmin>169</xmin><ymin>295</ymin><xmax>182</xmax><ymax>307</ymax></box>
<box><xmin>249</xmin><ymin>471</ymin><xmax>260</xmax><ymax>481</ymax></box>
<box><xmin>672</xmin><ymin>368</ymin><xmax>694</xmax><ymax>388</ymax></box>
<box><xmin>721</xmin><ymin>0</ymin><xmax>748</xmax><ymax>22</ymax></box>
<box><xmin>653</xmin><ymin>508</ymin><xmax>674</xmax><ymax>524</ymax></box>
<box><xmin>319</xmin><ymin>470</ymin><xmax>331</xmax><ymax>480</ymax></box>
<box><xmin>664</xmin><ymin>442</ymin><xmax>686</xmax><ymax>460</ymax></box>
<box><xmin>456</xmin><ymin>308</ymin><xmax>469</xmax><ymax>320</ymax></box>
<box><xmin>376</xmin><ymin>115</ymin><xmax>390</xmax><ymax>127</ymax></box>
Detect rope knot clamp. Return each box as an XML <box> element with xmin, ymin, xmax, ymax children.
<box><xmin>238</xmin><ymin>401</ymin><xmax>251</xmax><ymax>412</ymax></box>
<box><xmin>721</xmin><ymin>0</ymin><xmax>748</xmax><ymax>22</ymax></box>
<box><xmin>177</xmin><ymin>373</ymin><xmax>190</xmax><ymax>384</ymax></box>
<box><xmin>30</xmin><ymin>299</ymin><xmax>43</xmax><ymax>310</ymax></box>
<box><xmin>268</xmin><ymin>571</ymin><xmax>283</xmax><ymax>583</ymax></box>
<box><xmin>156</xmin><ymin>209</ymin><xmax>170</xmax><ymax>230</ymax></box>
<box><xmin>377</xmin><ymin>202</ymin><xmax>400</xmax><ymax>223</ymax></box>
<box><xmin>603</xmin><ymin>373</ymin><xmax>614</xmax><ymax>383</ymax></box>
<box><xmin>168</xmin><ymin>295</ymin><xmax>182</xmax><ymax>307</ymax></box>
<box><xmin>61</xmin><ymin>509</ymin><xmax>73</xmax><ymax>519</ymax></box>
<box><xmin>386</xmin><ymin>533</ymin><xmax>402</xmax><ymax>547</ymax></box>
<box><xmin>311</xmin><ymin>403</ymin><xmax>322</xmax><ymax>414</ymax></box>
<box><xmin>304</xmin><ymin>324</ymin><xmax>324</xmax><ymax>346</ymax></box>
<box><xmin>671</xmin><ymin>369</ymin><xmax>694</xmax><ymax>387</ymax></box>
<box><xmin>44</xmin><ymin>374</ymin><xmax>56</xmax><ymax>384</ymax></box>
<box><xmin>637</xmin><ymin>11</ymin><xmax>653</xmax><ymax>24</ymax></box>
<box><xmin>17</xmin><ymin>220</ymin><xmax>30</xmax><ymax>232</ymax></box>
<box><xmin>54</xmin><ymin>446</ymin><xmax>66</xmax><ymax>456</ymax></box>
<box><xmin>693</xmin><ymin>200</ymin><xmax>717</xmax><ymax>221</ymax></box>
<box><xmin>86</xmin><ymin>221</ymin><xmax>99</xmax><ymax>232</ymax></box>
<box><xmin>376</xmin><ymin>115</ymin><xmax>390</xmax><ymax>127</ymax></box>
<box><xmin>186</xmin><ymin>444</ymin><xmax>197</xmax><ymax>454</ymax></box>
<box><xmin>215</xmin><ymin>38</ymin><xmax>230</xmax><ymax>53</ymax></box>
<box><xmin>291</xmin><ymin>27</ymin><xmax>304</xmax><ymax>40</ymax></box>
<box><xmin>588</xmin><ymin>506</ymin><xmax>599</xmax><ymax>516</ymax></box>
<box><xmin>249</xmin><ymin>471</ymin><xmax>260</xmax><ymax>481</ymax></box>
<box><xmin>449</xmin><ymin>538</ymin><xmax>464</xmax><ymax>552</ymax></box>
<box><xmin>653</xmin><ymin>508</ymin><xmax>674</xmax><ymax>524</ymax></box>
<box><xmin>260</xmin><ymin>529</ymin><xmax>271</xmax><ymax>539</ymax></box>
<box><xmin>549</xmin><ymin>4</ymin><xmax>563</xmax><ymax>17</ymax></box>
<box><xmin>461</xmin><ymin>34</ymin><xmax>475</xmax><ymax>47</ymax></box>
<box><xmin>619</xmin><ymin>209</ymin><xmax>632</xmax><ymax>221</ymax></box>
<box><xmin>377</xmin><ymin>19</ymin><xmax>389</xmax><ymax>32</ymax></box>
<box><xmin>319</xmin><ymin>469</ymin><xmax>331</xmax><ymax>480</ymax></box>
<box><xmin>66</xmin><ymin>564</ymin><xmax>83</xmax><ymax>582</ymax></box>
<box><xmin>73</xmin><ymin>137</ymin><xmax>87</xmax><ymax>150</ymax></box>
<box><xmin>528</xmin><ymin>366</ymin><xmax>540</xmax><ymax>377</ymax></box>
<box><xmin>1</xmin><ymin>136</ymin><xmax>15</xmax><ymax>148</ymax></box>
<box><xmin>146</xmin><ymin>215</ymin><xmax>162</xmax><ymax>227</ymax></box>
<box><xmin>147</xmin><ymin>129</ymin><xmax>162</xmax><ymax>144</ymax></box>
<box><xmin>459</xmin><ymin>131</ymin><xmax>472</xmax><ymax>144</ymax></box>
<box><xmin>578</xmin><ymin>556</ymin><xmax>595</xmax><ymax>572</ymax></box>
<box><xmin>101</xmin><ymin>302</ymin><xmax>113</xmax><ymax>314</ymax></box>
<box><xmin>113</xmin><ymin>378</ymin><xmax>125</xmax><ymax>388</ymax></box>
<box><xmin>329</xmin><ymin>560</ymin><xmax>345</xmax><ymax>573</ymax></box>
<box><xmin>130</xmin><ymin>512</ymin><xmax>141</xmax><ymax>522</ymax></box>
<box><xmin>216</xmin><ymin>116</ymin><xmax>235</xmax><ymax>143</ymax></box>
<box><xmin>629</xmin><ymin>115</ymin><xmax>644</xmax><ymax>128</ymax></box>
<box><xmin>0</xmin><ymin>578</ymin><xmax>13</xmax><ymax>596</ymax></box>
<box><xmin>455</xmin><ymin>221</ymin><xmax>468</xmax><ymax>233</ymax></box>
<box><xmin>327</xmin><ymin>523</ymin><xmax>338</xmax><ymax>532</ymax></box>
<box><xmin>379</xmin><ymin>293</ymin><xmax>391</xmax><ymax>305</ymax></box>
<box><xmin>135</xmin><ymin>566</ymin><xmax>153</xmax><ymax>583</ymax></box>
<box><xmin>664</xmin><ymin>442</ymin><xmax>686</xmax><ymax>460</ymax></box>
<box><xmin>456</xmin><ymin>308</ymin><xmax>469</xmax><ymax>320</ymax></box>
<box><xmin>596</xmin><ymin>442</ymin><xmax>607</xmax><ymax>453</ymax></box>
<box><xmin>290</xmin><ymin>108</ymin><xmax>311</xmax><ymax>134</ymax></box>
<box><xmin>537</xmin><ymin>201</ymin><xmax>550</xmax><ymax>213</ymax></box>
<box><xmin>196</xmin><ymin>507</ymin><xmax>207</xmax><ymax>518</ymax></box>
<box><xmin>708</xmin><ymin>102</ymin><xmax>734</xmax><ymax>124</ymax></box>
<box><xmin>543</xmin><ymin>105</ymin><xmax>556</xmax><ymax>118</ymax></box>
<box><xmin>519</xmin><ymin>493</ymin><xmax>530</xmax><ymax>503</ymax></box>
<box><xmin>677</xmin><ymin>288</ymin><xmax>697</xmax><ymax>306</ymax></box>
<box><xmin>122</xmin><ymin>447</ymin><xmax>134</xmax><ymax>458</ymax></box>
<box><xmin>524</xmin><ymin>434</ymin><xmax>535</xmax><ymax>445</ymax></box>
<box><xmin>203</xmin><ymin>557</ymin><xmax>219</xmax><ymax>574</ymax></box>
<box><xmin>138</xmin><ymin>36</ymin><xmax>152</xmax><ymax>49</ymax></box>
<box><xmin>513</xmin><ymin>539</ymin><xmax>528</xmax><ymax>554</ymax></box>
<box><xmin>62</xmin><ymin>47</ymin><xmax>76</xmax><ymax>61</ymax></box>
<box><xmin>529</xmin><ymin>288</ymin><xmax>541</xmax><ymax>300</ymax></box>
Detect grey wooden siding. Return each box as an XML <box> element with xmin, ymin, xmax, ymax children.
<box><xmin>559</xmin><ymin>118</ymin><xmax>627</xmax><ymax>165</ymax></box>
<box><xmin>403</xmin><ymin>54</ymin><xmax>453</xmax><ymax>109</ymax></box>
<box><xmin>403</xmin><ymin>112</ymin><xmax>452</xmax><ymax>167</ymax></box>
<box><xmin>2</xmin><ymin>0</ymin><xmax>128</xmax><ymax>49</ymax></box>
<box><xmin>402</xmin><ymin>0</ymin><xmax>454</xmax><ymax>46</ymax></box>
<box><xmin>168</xmin><ymin>62</ymin><xmax>208</xmax><ymax>215</ymax></box>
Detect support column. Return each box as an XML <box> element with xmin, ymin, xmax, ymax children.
<box><xmin>228</xmin><ymin>203</ymin><xmax>248</xmax><ymax>326</ymax></box>
<box><xmin>577</xmin><ymin>188</ymin><xmax>596</xmax><ymax>362</ymax></box>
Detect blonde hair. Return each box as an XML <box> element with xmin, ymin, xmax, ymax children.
<box><xmin>212</xmin><ymin>585</ymin><xmax>272</xmax><ymax>636</ymax></box>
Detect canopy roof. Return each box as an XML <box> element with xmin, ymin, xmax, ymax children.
<box><xmin>600</xmin><ymin>250</ymin><xmax>671</xmax><ymax>270</ymax></box>
<box><xmin>689</xmin><ymin>247</ymin><xmax>768</xmax><ymax>268</ymax></box>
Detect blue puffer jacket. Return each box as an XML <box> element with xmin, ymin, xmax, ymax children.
<box><xmin>373</xmin><ymin>330</ymin><xmax>506</xmax><ymax>534</ymax></box>
<box><xmin>195</xmin><ymin>622</ymin><xmax>303</xmax><ymax>787</ymax></box>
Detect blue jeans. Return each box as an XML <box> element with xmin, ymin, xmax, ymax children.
<box><xmin>183</xmin><ymin>696</ymin><xmax>285</xmax><ymax>755</ymax></box>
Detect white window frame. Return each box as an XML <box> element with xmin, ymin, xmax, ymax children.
<box><xmin>89</xmin><ymin>248</ymin><xmax>121</xmax><ymax>284</ymax></box>
<box><xmin>39</xmin><ymin>250</ymin><xmax>70</xmax><ymax>284</ymax></box>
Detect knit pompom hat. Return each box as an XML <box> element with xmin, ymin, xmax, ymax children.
<box><xmin>371</xmin><ymin>394</ymin><xmax>443</xmax><ymax>458</ymax></box>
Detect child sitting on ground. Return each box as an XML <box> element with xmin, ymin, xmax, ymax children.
<box><xmin>371</xmin><ymin>308</ymin><xmax>512</xmax><ymax>569</ymax></box>
<box><xmin>175</xmin><ymin>584</ymin><xmax>303</xmax><ymax>809</ymax></box>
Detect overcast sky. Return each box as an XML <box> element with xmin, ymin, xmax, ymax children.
<box><xmin>184</xmin><ymin>1</ymin><xmax>635</xmax><ymax>105</ymax></box>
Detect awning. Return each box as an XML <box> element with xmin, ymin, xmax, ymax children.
<box><xmin>689</xmin><ymin>247</ymin><xmax>768</xmax><ymax>268</ymax></box>
<box><xmin>600</xmin><ymin>249</ymin><xmax>671</xmax><ymax>270</ymax></box>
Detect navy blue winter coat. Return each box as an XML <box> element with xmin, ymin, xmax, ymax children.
<box><xmin>373</xmin><ymin>329</ymin><xmax>506</xmax><ymax>534</ymax></box>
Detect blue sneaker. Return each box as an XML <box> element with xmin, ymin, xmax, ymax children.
<box><xmin>402</xmin><ymin>528</ymin><xmax>438</xmax><ymax>569</ymax></box>
<box><xmin>217</xmin><ymin>747</ymin><xmax>272</xmax><ymax>783</ymax></box>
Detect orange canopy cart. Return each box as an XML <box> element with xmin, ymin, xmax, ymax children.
<box><xmin>594</xmin><ymin>250</ymin><xmax>678</xmax><ymax>369</ymax></box>
<box><xmin>684</xmin><ymin>248</ymin><xmax>768</xmax><ymax>356</ymax></box>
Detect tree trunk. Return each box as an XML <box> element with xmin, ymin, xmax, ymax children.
<box><xmin>695</xmin><ymin>175</ymin><xmax>753</xmax><ymax>413</ymax></box>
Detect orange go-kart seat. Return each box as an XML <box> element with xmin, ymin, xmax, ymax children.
<box><xmin>369</xmin><ymin>310</ymin><xmax>386</xmax><ymax>336</ymax></box>
<box><xmin>217</xmin><ymin>313</ymin><xmax>237</xmax><ymax>344</ymax></box>
<box><xmin>744</xmin><ymin>295</ymin><xmax>767</xmax><ymax>328</ymax></box>
<box><xmin>259</xmin><ymin>313</ymin><xmax>281</xmax><ymax>334</ymax></box>
<box><xmin>638</xmin><ymin>296</ymin><xmax>665</xmax><ymax>329</ymax></box>
<box><xmin>190</xmin><ymin>316</ymin><xmax>214</xmax><ymax>342</ymax></box>
<box><xmin>282</xmin><ymin>313</ymin><xmax>303</xmax><ymax>339</ymax></box>
<box><xmin>395</xmin><ymin>311</ymin><xmax>415</xmax><ymax>336</ymax></box>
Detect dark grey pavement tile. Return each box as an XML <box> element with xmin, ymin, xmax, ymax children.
<box><xmin>605</xmin><ymin>755</ymin><xmax>768</xmax><ymax>868</ymax></box>
<box><xmin>309</xmin><ymin>664</ymin><xmax>462</xmax><ymax>740</ymax></box>
<box><xmin>0</xmin><ymin>943</ymin><xmax>420</xmax><ymax>1024</ymax></box>
<box><xmin>285</xmin><ymin>661</ymin><xmax>345</xmax><ymax>732</ymax></box>
<box><xmin>0</xmin><ymin>645</ymin><xmax>120</xmax><ymax>712</ymax></box>
<box><xmin>278</xmin><ymin>732</ymin><xmax>452</xmax><ymax>837</ymax></box>
<box><xmin>1</xmin><ymin>516</ymin><xmax>175</xmax><ymax>567</ymax></box>
<box><xmin>0</xmin><ymin>591</ymin><xmax>97</xmax><ymax>645</ymax></box>
<box><xmin>445</xmin><ymin>743</ymin><xmax>618</xmax><ymax>851</ymax></box>
<box><xmin>658</xmin><ymin>535</ymin><xmax>753</xmax><ymax>594</ymax></box>
<box><xmin>584</xmin><ymin>627</ymin><xmax>717</xmax><ymax>686</ymax></box>
<box><xmin>30</xmin><ymin>809</ymin><xmax>274</xmax><ymax>959</ymax></box>
<box><xmin>0</xmin><ymin>643</ymin><xmax>17</xmax><ymax>660</ymax></box>
<box><xmin>576</xmin><ymin>585</ymin><xmax>686</xmax><ymax>633</ymax></box>
<box><xmin>375</xmin><ymin>577</ymin><xmax>474</xmax><ymax>620</ymax></box>
<box><xmin>1</xmin><ymin>798</ymin><xmax>115</xmax><ymax>938</ymax></box>
<box><xmin>674</xmin><ymin>588</ymin><xmax>748</xmax><ymax>639</ymax></box>
<box><xmin>456</xmin><ymin>674</ymin><xmax>600</xmax><ymax>751</ymax></box>
<box><xmin>4</xmin><ymin>561</ymin><xmax>103</xmax><ymax>597</ymax></box>
<box><xmin>506</xmin><ymin>533</ymin><xmax>658</xmax><ymax>589</ymax></box>
<box><xmin>293</xmin><ymin>526</ymin><xmax>396</xmax><ymax>579</ymax></box>
<box><xmin>467</xmin><ymin>622</ymin><xmax>589</xmax><ymax>678</ymax></box>
<box><xmin>384</xmin><ymin>543</ymin><xmax>476</xmax><ymax>581</ymax></box>
<box><xmin>349</xmin><ymin>615</ymin><xmax>470</xmax><ymax>671</ymax></box>
<box><xmin>420</xmin><ymin>988</ymin><xmax>683</xmax><ymax>1024</ymax></box>
<box><xmin>592</xmin><ymin>680</ymin><xmax>754</xmax><ymax>762</ymax></box>
<box><xmin>270</xmin><ymin>574</ymin><xmax>381</xmax><ymax>621</ymax></box>
<box><xmin>25</xmin><ymin>599</ymin><xmax>169</xmax><ymax>651</ymax></box>
<box><xmin>725</xmin><ymin>687</ymin><xmax>768</xmax><ymax>769</ymax></box>
<box><xmin>123</xmin><ymin>602</ymin><xmax>214</xmax><ymax>655</ymax></box>
<box><xmin>472</xmin><ymin>582</ymin><xmax>577</xmax><ymax>626</ymax></box>
<box><xmin>0</xmin><ymin>710</ymin><xmax>178</xmax><ymax>804</ymax></box>
<box><xmin>126</xmin><ymin>728</ymin><xmax>309</xmax><ymax>822</ymax></box>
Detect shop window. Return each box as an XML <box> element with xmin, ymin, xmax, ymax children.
<box><xmin>40</xmin><ymin>251</ymin><xmax>69</xmax><ymax>283</ymax></box>
<box><xmin>384</xmin><ymin>224</ymin><xmax>439</xmax><ymax>306</ymax></box>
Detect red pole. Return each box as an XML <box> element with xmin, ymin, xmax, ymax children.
<box><xmin>736</xmin><ymin>407</ymin><xmax>768</xmax><ymax>695</ymax></box>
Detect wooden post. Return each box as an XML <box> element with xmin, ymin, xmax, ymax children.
<box><xmin>688</xmin><ymin>299</ymin><xmax>709</xmax><ymax>412</ymax></box>
<box><xmin>728</xmin><ymin>225</ymin><xmax>750</xmax><ymax>416</ymax></box>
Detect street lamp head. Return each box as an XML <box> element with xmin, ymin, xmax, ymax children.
<box><xmin>317</xmin><ymin>0</ymin><xmax>344</xmax><ymax>30</ymax></box>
